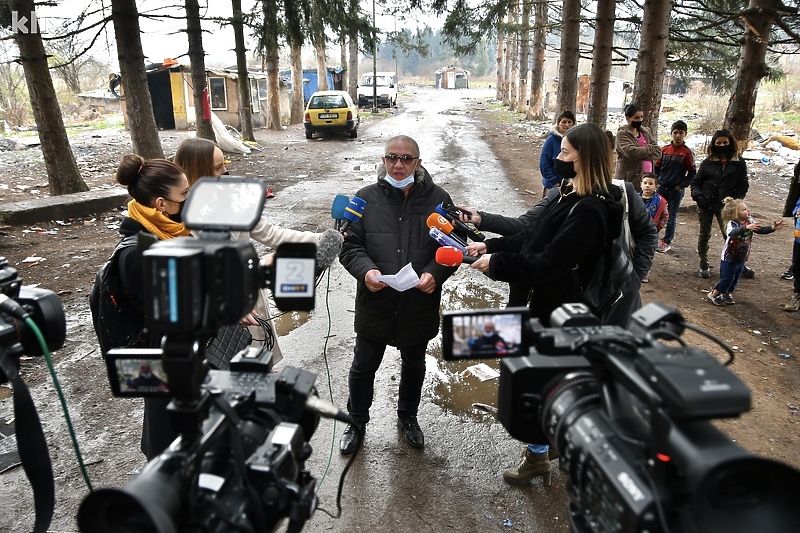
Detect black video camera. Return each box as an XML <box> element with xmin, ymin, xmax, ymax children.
<box><xmin>442</xmin><ymin>302</ymin><xmax>800</xmax><ymax>533</ymax></box>
<box><xmin>79</xmin><ymin>178</ymin><xmax>322</xmax><ymax>532</ymax></box>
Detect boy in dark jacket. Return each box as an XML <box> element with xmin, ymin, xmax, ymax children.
<box><xmin>654</xmin><ymin>120</ymin><xmax>696</xmax><ymax>253</ymax></box>
<box><xmin>338</xmin><ymin>135</ymin><xmax>458</xmax><ymax>454</ymax></box>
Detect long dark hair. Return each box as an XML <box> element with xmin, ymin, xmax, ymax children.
<box><xmin>564</xmin><ymin>123</ymin><xmax>613</xmax><ymax>196</ymax></box>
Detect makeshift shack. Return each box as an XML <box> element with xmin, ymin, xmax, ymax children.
<box><xmin>435</xmin><ymin>67</ymin><xmax>469</xmax><ymax>89</ymax></box>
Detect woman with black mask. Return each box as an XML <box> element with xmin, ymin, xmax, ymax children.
<box><xmin>614</xmin><ymin>103</ymin><xmax>662</xmax><ymax>191</ymax></box>
<box><xmin>690</xmin><ymin>129</ymin><xmax>749</xmax><ymax>279</ymax></box>
<box><xmin>465</xmin><ymin>124</ymin><xmax>624</xmax><ymax>487</ymax></box>
<box><xmin>114</xmin><ymin>154</ymin><xmax>191</xmax><ymax>459</ymax></box>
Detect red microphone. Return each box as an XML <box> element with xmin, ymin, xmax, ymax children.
<box><xmin>426</xmin><ymin>213</ymin><xmax>468</xmax><ymax>247</ymax></box>
<box><xmin>435</xmin><ymin>246</ymin><xmax>478</xmax><ymax>266</ymax></box>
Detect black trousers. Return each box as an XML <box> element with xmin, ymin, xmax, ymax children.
<box><xmin>346</xmin><ymin>334</ymin><xmax>428</xmax><ymax>424</ymax></box>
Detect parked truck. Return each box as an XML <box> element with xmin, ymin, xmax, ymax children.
<box><xmin>357</xmin><ymin>72</ymin><xmax>397</xmax><ymax>108</ymax></box>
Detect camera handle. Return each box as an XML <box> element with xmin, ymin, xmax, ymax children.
<box><xmin>161</xmin><ymin>334</ymin><xmax>213</xmax><ymax>438</ymax></box>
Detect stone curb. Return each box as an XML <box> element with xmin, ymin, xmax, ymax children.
<box><xmin>0</xmin><ymin>188</ymin><xmax>130</xmax><ymax>225</ymax></box>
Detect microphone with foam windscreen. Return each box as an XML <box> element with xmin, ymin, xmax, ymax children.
<box><xmin>340</xmin><ymin>196</ymin><xmax>366</xmax><ymax>234</ymax></box>
<box><xmin>315</xmin><ymin>228</ymin><xmax>344</xmax><ymax>277</ymax></box>
<box><xmin>330</xmin><ymin>194</ymin><xmax>349</xmax><ymax>230</ymax></box>
<box><xmin>429</xmin><ymin>227</ymin><xmax>467</xmax><ymax>253</ymax></box>
<box><xmin>426</xmin><ymin>213</ymin><xmax>468</xmax><ymax>248</ymax></box>
<box><xmin>435</xmin><ymin>203</ymin><xmax>485</xmax><ymax>242</ymax></box>
<box><xmin>435</xmin><ymin>246</ymin><xmax>478</xmax><ymax>266</ymax></box>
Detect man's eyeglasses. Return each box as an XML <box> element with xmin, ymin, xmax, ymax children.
<box><xmin>385</xmin><ymin>154</ymin><xmax>418</xmax><ymax>165</ymax></box>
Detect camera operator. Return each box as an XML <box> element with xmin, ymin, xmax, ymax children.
<box><xmin>464</xmin><ymin>124</ymin><xmax>625</xmax><ymax>486</ymax></box>
<box><xmin>112</xmin><ymin>154</ymin><xmax>191</xmax><ymax>460</ymax></box>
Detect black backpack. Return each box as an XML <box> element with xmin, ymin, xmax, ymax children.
<box><xmin>89</xmin><ymin>235</ymin><xmax>147</xmax><ymax>357</ymax></box>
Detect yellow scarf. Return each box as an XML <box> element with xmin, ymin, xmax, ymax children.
<box><xmin>127</xmin><ymin>200</ymin><xmax>191</xmax><ymax>240</ymax></box>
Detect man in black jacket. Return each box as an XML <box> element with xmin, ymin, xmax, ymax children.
<box><xmin>458</xmin><ymin>179</ymin><xmax>657</xmax><ymax>327</ymax></box>
<box><xmin>338</xmin><ymin>135</ymin><xmax>458</xmax><ymax>453</ymax></box>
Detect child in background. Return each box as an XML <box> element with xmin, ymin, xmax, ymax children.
<box><xmin>708</xmin><ymin>197</ymin><xmax>786</xmax><ymax>306</ymax></box>
<box><xmin>654</xmin><ymin>120</ymin><xmax>696</xmax><ymax>253</ymax></box>
<box><xmin>638</xmin><ymin>173</ymin><xmax>668</xmax><ymax>282</ymax></box>
<box><xmin>784</xmin><ymin>195</ymin><xmax>800</xmax><ymax>311</ymax></box>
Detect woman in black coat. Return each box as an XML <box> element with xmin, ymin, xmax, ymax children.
<box><xmin>690</xmin><ymin>129</ymin><xmax>749</xmax><ymax>278</ymax></box>
<box><xmin>466</xmin><ymin>122</ymin><xmax>623</xmax><ymax>488</ymax></box>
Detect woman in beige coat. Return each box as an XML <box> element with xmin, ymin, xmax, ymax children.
<box><xmin>174</xmin><ymin>137</ymin><xmax>322</xmax><ymax>365</ymax></box>
<box><xmin>614</xmin><ymin>103</ymin><xmax>662</xmax><ymax>192</ymax></box>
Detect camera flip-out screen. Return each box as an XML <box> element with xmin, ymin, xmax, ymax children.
<box><xmin>442</xmin><ymin>308</ymin><xmax>528</xmax><ymax>360</ymax></box>
<box><xmin>183</xmin><ymin>177</ymin><xmax>266</xmax><ymax>232</ymax></box>
<box><xmin>105</xmin><ymin>349</ymin><xmax>170</xmax><ymax>397</ymax></box>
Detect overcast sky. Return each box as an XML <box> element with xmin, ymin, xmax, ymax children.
<box><xmin>34</xmin><ymin>0</ymin><xmax>441</xmax><ymax>70</ymax></box>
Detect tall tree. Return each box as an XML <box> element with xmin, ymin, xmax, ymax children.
<box><xmin>508</xmin><ymin>1</ymin><xmax>519</xmax><ymax>111</ymax></box>
<box><xmin>631</xmin><ymin>0</ymin><xmax>672</xmax><ymax>139</ymax></box>
<box><xmin>289</xmin><ymin>43</ymin><xmax>304</xmax><ymax>124</ymax></box>
<box><xmin>258</xmin><ymin>0</ymin><xmax>282</xmax><ymax>130</ymax></box>
<box><xmin>587</xmin><ymin>0</ymin><xmax>616</xmax><ymax>130</ymax></box>
<box><xmin>725</xmin><ymin>0</ymin><xmax>798</xmax><ymax>149</ymax></box>
<box><xmin>557</xmin><ymin>0</ymin><xmax>581</xmax><ymax>114</ymax></box>
<box><xmin>495</xmin><ymin>20</ymin><xmax>504</xmax><ymax>101</ymax></box>
<box><xmin>232</xmin><ymin>0</ymin><xmax>254</xmax><ymax>140</ymax></box>
<box><xmin>526</xmin><ymin>0</ymin><xmax>546</xmax><ymax>120</ymax></box>
<box><xmin>517</xmin><ymin>0</ymin><xmax>530</xmax><ymax>113</ymax></box>
<box><xmin>111</xmin><ymin>0</ymin><xmax>164</xmax><ymax>158</ymax></box>
<box><xmin>6</xmin><ymin>0</ymin><xmax>88</xmax><ymax>195</ymax></box>
<box><xmin>502</xmin><ymin>14</ymin><xmax>512</xmax><ymax>105</ymax></box>
<box><xmin>186</xmin><ymin>0</ymin><xmax>215</xmax><ymax>142</ymax></box>
<box><xmin>348</xmin><ymin>0</ymin><xmax>359</xmax><ymax>102</ymax></box>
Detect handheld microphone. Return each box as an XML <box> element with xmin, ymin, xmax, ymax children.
<box><xmin>440</xmin><ymin>201</ymin><xmax>471</xmax><ymax>221</ymax></box>
<box><xmin>315</xmin><ymin>228</ymin><xmax>344</xmax><ymax>276</ymax></box>
<box><xmin>435</xmin><ymin>246</ymin><xmax>477</xmax><ymax>266</ymax></box>
<box><xmin>426</xmin><ymin>213</ymin><xmax>468</xmax><ymax>248</ymax></box>
<box><xmin>330</xmin><ymin>194</ymin><xmax>349</xmax><ymax>230</ymax></box>
<box><xmin>340</xmin><ymin>196</ymin><xmax>366</xmax><ymax>234</ymax></box>
<box><xmin>429</xmin><ymin>227</ymin><xmax>467</xmax><ymax>253</ymax></box>
<box><xmin>435</xmin><ymin>203</ymin><xmax>485</xmax><ymax>242</ymax></box>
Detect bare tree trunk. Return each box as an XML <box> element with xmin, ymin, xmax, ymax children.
<box><xmin>557</xmin><ymin>0</ymin><xmax>581</xmax><ymax>114</ymax></box>
<box><xmin>631</xmin><ymin>0</ymin><xmax>671</xmax><ymax>139</ymax></box>
<box><xmin>290</xmin><ymin>44</ymin><xmax>304</xmax><ymax>124</ymax></box>
<box><xmin>232</xmin><ymin>0</ymin><xmax>255</xmax><ymax>140</ymax></box>
<box><xmin>348</xmin><ymin>0</ymin><xmax>359</xmax><ymax>102</ymax></box>
<box><xmin>527</xmin><ymin>0</ymin><xmax>547</xmax><ymax>120</ymax></box>
<box><xmin>517</xmin><ymin>0</ymin><xmax>530</xmax><ymax>113</ymax></box>
<box><xmin>261</xmin><ymin>0</ymin><xmax>282</xmax><ymax>130</ymax></box>
<box><xmin>8</xmin><ymin>0</ymin><xmax>88</xmax><ymax>195</ymax></box>
<box><xmin>186</xmin><ymin>0</ymin><xmax>215</xmax><ymax>141</ymax></box>
<box><xmin>111</xmin><ymin>0</ymin><xmax>163</xmax><ymax>159</ymax></box>
<box><xmin>496</xmin><ymin>21</ymin><xmax>504</xmax><ymax>101</ymax></box>
<box><xmin>587</xmin><ymin>0</ymin><xmax>616</xmax><ymax>130</ymax></box>
<box><xmin>502</xmin><ymin>15</ymin><xmax>512</xmax><ymax>106</ymax></box>
<box><xmin>725</xmin><ymin>0</ymin><xmax>785</xmax><ymax>151</ymax></box>
<box><xmin>340</xmin><ymin>32</ymin><xmax>347</xmax><ymax>92</ymax></box>
<box><xmin>315</xmin><ymin>38</ymin><xmax>329</xmax><ymax>91</ymax></box>
<box><xmin>508</xmin><ymin>5</ymin><xmax>519</xmax><ymax>111</ymax></box>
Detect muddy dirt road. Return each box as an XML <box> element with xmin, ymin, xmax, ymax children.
<box><xmin>1</xmin><ymin>86</ymin><xmax>798</xmax><ymax>532</ymax></box>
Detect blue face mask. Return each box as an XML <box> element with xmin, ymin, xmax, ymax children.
<box><xmin>384</xmin><ymin>172</ymin><xmax>415</xmax><ymax>189</ymax></box>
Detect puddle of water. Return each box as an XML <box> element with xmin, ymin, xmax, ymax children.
<box><xmin>272</xmin><ymin>308</ymin><xmax>312</xmax><ymax>337</ymax></box>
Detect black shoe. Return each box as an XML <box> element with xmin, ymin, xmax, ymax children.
<box><xmin>340</xmin><ymin>423</ymin><xmax>364</xmax><ymax>455</ymax></box>
<box><xmin>742</xmin><ymin>267</ymin><xmax>756</xmax><ymax>279</ymax></box>
<box><xmin>781</xmin><ymin>269</ymin><xmax>794</xmax><ymax>280</ymax></box>
<box><xmin>699</xmin><ymin>261</ymin><xmax>710</xmax><ymax>279</ymax></box>
<box><xmin>398</xmin><ymin>416</ymin><xmax>425</xmax><ymax>448</ymax></box>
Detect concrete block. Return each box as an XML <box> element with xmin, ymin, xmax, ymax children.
<box><xmin>0</xmin><ymin>187</ymin><xmax>130</xmax><ymax>225</ymax></box>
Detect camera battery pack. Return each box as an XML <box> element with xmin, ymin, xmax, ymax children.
<box><xmin>635</xmin><ymin>346</ymin><xmax>751</xmax><ymax>419</ymax></box>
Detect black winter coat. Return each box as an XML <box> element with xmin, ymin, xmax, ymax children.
<box><xmin>690</xmin><ymin>155</ymin><xmax>749</xmax><ymax>212</ymax></box>
<box><xmin>485</xmin><ymin>189</ymin><xmax>621</xmax><ymax>325</ymax></box>
<box><xmin>339</xmin><ymin>166</ymin><xmax>457</xmax><ymax>346</ymax></box>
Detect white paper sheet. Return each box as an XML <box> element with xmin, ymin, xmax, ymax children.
<box><xmin>374</xmin><ymin>262</ymin><xmax>420</xmax><ymax>292</ymax></box>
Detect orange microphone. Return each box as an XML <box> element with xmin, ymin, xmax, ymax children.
<box><xmin>426</xmin><ymin>213</ymin><xmax>467</xmax><ymax>247</ymax></box>
<box><xmin>435</xmin><ymin>246</ymin><xmax>478</xmax><ymax>266</ymax></box>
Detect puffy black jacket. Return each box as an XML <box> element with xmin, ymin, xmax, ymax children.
<box><xmin>690</xmin><ymin>155</ymin><xmax>748</xmax><ymax>212</ymax></box>
<box><xmin>339</xmin><ymin>166</ymin><xmax>457</xmax><ymax>346</ymax></box>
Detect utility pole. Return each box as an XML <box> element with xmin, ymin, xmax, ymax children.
<box><xmin>372</xmin><ymin>0</ymin><xmax>378</xmax><ymax>114</ymax></box>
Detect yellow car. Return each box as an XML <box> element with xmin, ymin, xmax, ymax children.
<box><xmin>304</xmin><ymin>91</ymin><xmax>359</xmax><ymax>139</ymax></box>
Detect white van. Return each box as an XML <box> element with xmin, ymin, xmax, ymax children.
<box><xmin>357</xmin><ymin>72</ymin><xmax>397</xmax><ymax>108</ymax></box>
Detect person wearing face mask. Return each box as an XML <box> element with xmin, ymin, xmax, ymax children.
<box><xmin>337</xmin><ymin>135</ymin><xmax>460</xmax><ymax>454</ymax></box>
<box><xmin>113</xmin><ymin>154</ymin><xmax>191</xmax><ymax>459</ymax></box>
<box><xmin>173</xmin><ymin>137</ymin><xmax>328</xmax><ymax>364</ymax></box>
<box><xmin>614</xmin><ymin>103</ymin><xmax>662</xmax><ymax>192</ymax></box>
<box><xmin>465</xmin><ymin>124</ymin><xmax>625</xmax><ymax>487</ymax></box>
<box><xmin>540</xmin><ymin>110</ymin><xmax>576</xmax><ymax>196</ymax></box>
<box><xmin>690</xmin><ymin>129</ymin><xmax>750</xmax><ymax>279</ymax></box>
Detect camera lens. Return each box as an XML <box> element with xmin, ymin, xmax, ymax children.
<box><xmin>540</xmin><ymin>371</ymin><xmax>600</xmax><ymax>459</ymax></box>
